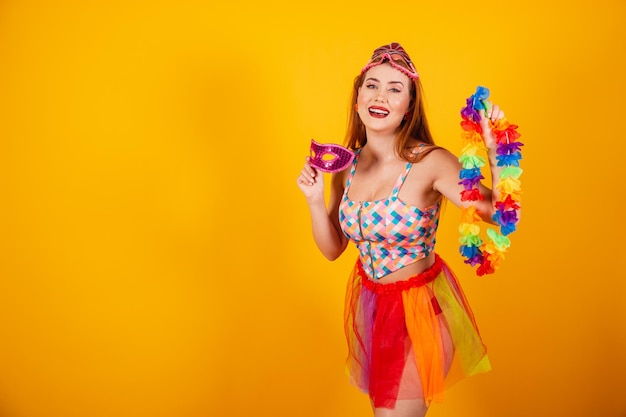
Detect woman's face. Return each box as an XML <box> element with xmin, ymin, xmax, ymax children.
<box><xmin>356</xmin><ymin>63</ymin><xmax>411</xmax><ymax>136</ymax></box>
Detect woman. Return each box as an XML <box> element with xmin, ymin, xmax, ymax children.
<box><xmin>296</xmin><ymin>43</ymin><xmax>504</xmax><ymax>417</ymax></box>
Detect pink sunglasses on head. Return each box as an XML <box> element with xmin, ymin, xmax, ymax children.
<box><xmin>309</xmin><ymin>139</ymin><xmax>355</xmax><ymax>173</ymax></box>
<box><xmin>361</xmin><ymin>42</ymin><xmax>419</xmax><ymax>80</ymax></box>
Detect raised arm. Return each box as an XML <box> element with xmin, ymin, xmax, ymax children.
<box><xmin>297</xmin><ymin>158</ymin><xmax>349</xmax><ymax>260</ymax></box>
<box><xmin>432</xmin><ymin>103</ymin><xmax>506</xmax><ymax>224</ymax></box>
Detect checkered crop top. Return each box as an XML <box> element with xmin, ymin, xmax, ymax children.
<box><xmin>338</xmin><ymin>150</ymin><xmax>441</xmax><ymax>280</ymax></box>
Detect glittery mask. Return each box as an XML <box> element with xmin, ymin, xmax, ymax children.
<box><xmin>361</xmin><ymin>42</ymin><xmax>419</xmax><ymax>80</ymax></box>
<box><xmin>309</xmin><ymin>139</ymin><xmax>355</xmax><ymax>173</ymax></box>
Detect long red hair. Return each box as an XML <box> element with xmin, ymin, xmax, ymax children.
<box><xmin>344</xmin><ymin>59</ymin><xmax>438</xmax><ymax>162</ymax></box>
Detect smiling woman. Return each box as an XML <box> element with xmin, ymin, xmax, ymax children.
<box><xmin>296</xmin><ymin>42</ymin><xmax>511</xmax><ymax>417</ymax></box>
<box><xmin>2</xmin><ymin>0</ymin><xmax>624</xmax><ymax>415</ymax></box>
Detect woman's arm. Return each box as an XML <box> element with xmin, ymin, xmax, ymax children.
<box><xmin>432</xmin><ymin>104</ymin><xmax>506</xmax><ymax>224</ymax></box>
<box><xmin>297</xmin><ymin>158</ymin><xmax>349</xmax><ymax>260</ymax></box>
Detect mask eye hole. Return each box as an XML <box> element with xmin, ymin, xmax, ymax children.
<box><xmin>311</xmin><ymin>150</ymin><xmax>337</xmax><ymax>162</ymax></box>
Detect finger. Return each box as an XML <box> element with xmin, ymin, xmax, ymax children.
<box><xmin>298</xmin><ymin>177</ymin><xmax>312</xmax><ymax>187</ymax></box>
<box><xmin>297</xmin><ymin>175</ymin><xmax>313</xmax><ymax>187</ymax></box>
<box><xmin>488</xmin><ymin>103</ymin><xmax>500</xmax><ymax>119</ymax></box>
<box><xmin>299</xmin><ymin>172</ymin><xmax>312</xmax><ymax>185</ymax></box>
<box><xmin>299</xmin><ymin>168</ymin><xmax>316</xmax><ymax>186</ymax></box>
<box><xmin>303</xmin><ymin>166</ymin><xmax>317</xmax><ymax>180</ymax></box>
<box><xmin>491</xmin><ymin>105</ymin><xmax>504</xmax><ymax>121</ymax></box>
<box><xmin>304</xmin><ymin>157</ymin><xmax>317</xmax><ymax>177</ymax></box>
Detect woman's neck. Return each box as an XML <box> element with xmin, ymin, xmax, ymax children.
<box><xmin>363</xmin><ymin>131</ymin><xmax>398</xmax><ymax>162</ymax></box>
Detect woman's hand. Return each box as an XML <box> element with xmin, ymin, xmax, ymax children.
<box><xmin>296</xmin><ymin>157</ymin><xmax>325</xmax><ymax>202</ymax></box>
<box><xmin>479</xmin><ymin>101</ymin><xmax>505</xmax><ymax>150</ymax></box>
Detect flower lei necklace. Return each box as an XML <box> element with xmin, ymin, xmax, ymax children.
<box><xmin>458</xmin><ymin>86</ymin><xmax>523</xmax><ymax>276</ymax></box>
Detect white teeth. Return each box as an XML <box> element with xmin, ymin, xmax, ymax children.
<box><xmin>369</xmin><ymin>108</ymin><xmax>389</xmax><ymax>115</ymax></box>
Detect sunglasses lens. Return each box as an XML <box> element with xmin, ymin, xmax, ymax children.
<box><xmin>372</xmin><ymin>52</ymin><xmax>409</xmax><ymax>67</ymax></box>
<box><xmin>362</xmin><ymin>44</ymin><xmax>419</xmax><ymax>79</ymax></box>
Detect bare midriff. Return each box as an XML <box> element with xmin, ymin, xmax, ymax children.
<box><xmin>369</xmin><ymin>252</ymin><xmax>437</xmax><ymax>285</ymax></box>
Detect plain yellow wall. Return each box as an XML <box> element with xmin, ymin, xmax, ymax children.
<box><xmin>0</xmin><ymin>1</ymin><xmax>624</xmax><ymax>416</ymax></box>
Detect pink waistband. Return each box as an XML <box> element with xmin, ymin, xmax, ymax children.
<box><xmin>356</xmin><ymin>254</ymin><xmax>443</xmax><ymax>294</ymax></box>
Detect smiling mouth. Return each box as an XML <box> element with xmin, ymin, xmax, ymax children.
<box><xmin>368</xmin><ymin>107</ymin><xmax>389</xmax><ymax>118</ymax></box>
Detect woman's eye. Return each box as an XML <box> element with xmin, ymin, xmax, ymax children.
<box><xmin>366</xmin><ymin>84</ymin><xmax>377</xmax><ymax>89</ymax></box>
<box><xmin>390</xmin><ymin>88</ymin><xmax>401</xmax><ymax>93</ymax></box>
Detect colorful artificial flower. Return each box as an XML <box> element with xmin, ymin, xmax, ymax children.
<box><xmin>458</xmin><ymin>86</ymin><xmax>523</xmax><ymax>276</ymax></box>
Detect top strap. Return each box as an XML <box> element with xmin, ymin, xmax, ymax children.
<box><xmin>344</xmin><ymin>148</ymin><xmax>361</xmax><ymax>192</ymax></box>
<box><xmin>391</xmin><ymin>161</ymin><xmax>413</xmax><ymax>197</ymax></box>
<box><xmin>391</xmin><ymin>143</ymin><xmax>425</xmax><ymax>197</ymax></box>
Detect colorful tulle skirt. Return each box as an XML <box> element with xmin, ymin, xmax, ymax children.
<box><xmin>344</xmin><ymin>253</ymin><xmax>491</xmax><ymax>409</ymax></box>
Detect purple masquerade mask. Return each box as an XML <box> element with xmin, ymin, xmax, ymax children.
<box><xmin>361</xmin><ymin>42</ymin><xmax>419</xmax><ymax>79</ymax></box>
<box><xmin>309</xmin><ymin>139</ymin><xmax>355</xmax><ymax>173</ymax></box>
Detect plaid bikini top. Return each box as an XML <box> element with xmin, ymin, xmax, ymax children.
<box><xmin>339</xmin><ymin>149</ymin><xmax>441</xmax><ymax>280</ymax></box>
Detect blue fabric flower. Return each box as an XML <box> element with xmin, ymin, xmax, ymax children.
<box><xmin>496</xmin><ymin>152</ymin><xmax>522</xmax><ymax>167</ymax></box>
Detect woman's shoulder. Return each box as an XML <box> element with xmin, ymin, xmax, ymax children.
<box><xmin>407</xmin><ymin>142</ymin><xmax>455</xmax><ymax>163</ymax></box>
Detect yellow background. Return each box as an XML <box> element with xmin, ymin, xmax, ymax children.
<box><xmin>1</xmin><ymin>1</ymin><xmax>624</xmax><ymax>416</ymax></box>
